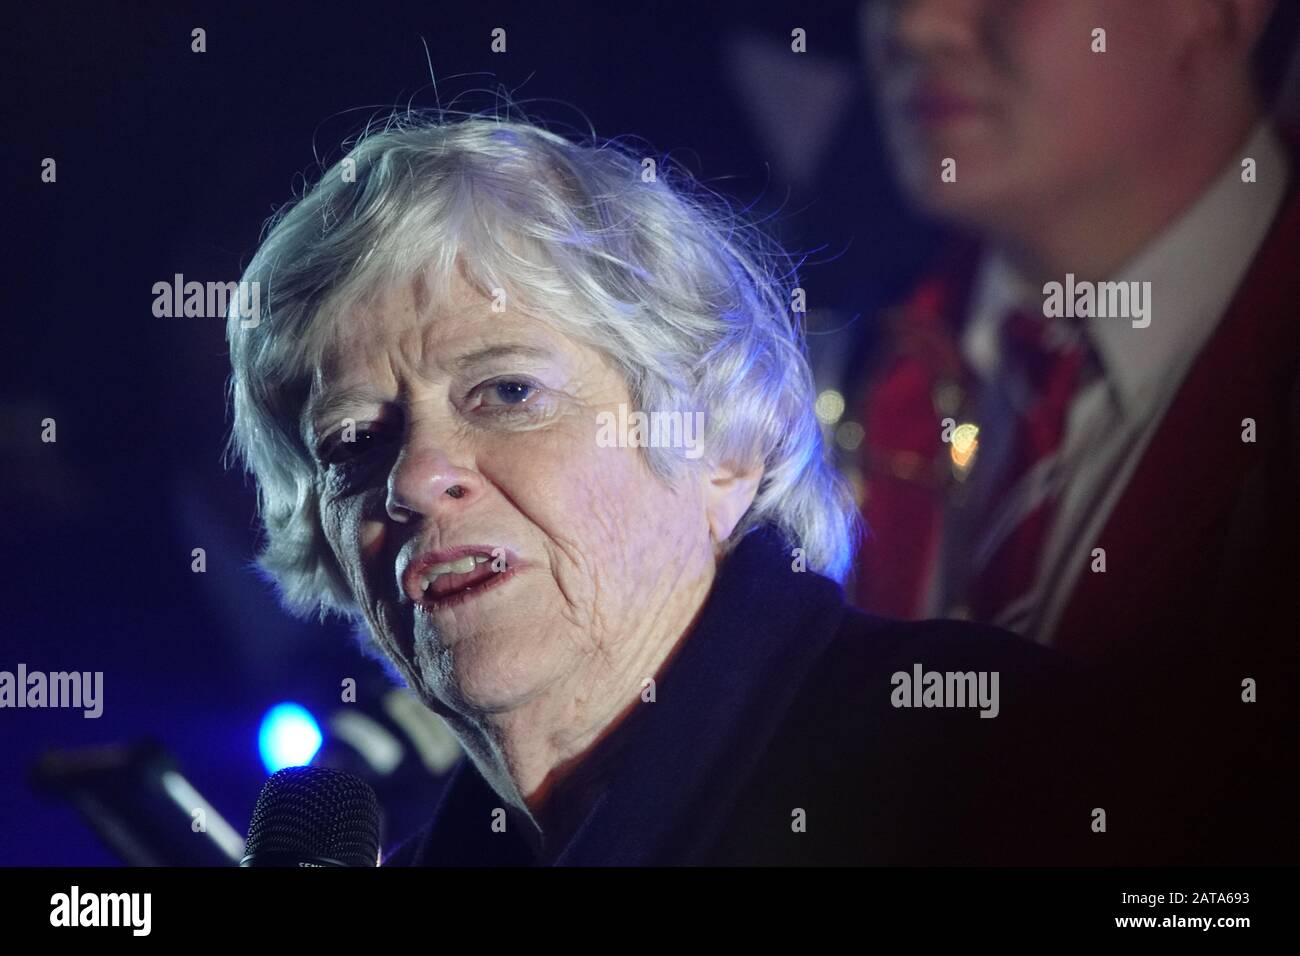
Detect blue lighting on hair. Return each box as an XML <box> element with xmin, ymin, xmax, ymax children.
<box><xmin>258</xmin><ymin>702</ymin><xmax>323</xmax><ymax>773</ymax></box>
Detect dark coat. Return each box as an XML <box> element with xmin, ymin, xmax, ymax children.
<box><xmin>384</xmin><ymin>524</ymin><xmax>1116</xmax><ymax>866</ymax></box>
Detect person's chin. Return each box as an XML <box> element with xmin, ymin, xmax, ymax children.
<box><xmin>887</xmin><ymin>123</ymin><xmax>1018</xmax><ymax>203</ymax></box>
<box><xmin>431</xmin><ymin>626</ymin><xmax>552</xmax><ymax>714</ymax></box>
<box><xmin>446</xmin><ymin>661</ymin><xmax>543</xmax><ymax>716</ymax></box>
<box><xmin>898</xmin><ymin>159</ymin><xmax>1024</xmax><ymax>227</ymax></box>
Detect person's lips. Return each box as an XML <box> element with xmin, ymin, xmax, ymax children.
<box><xmin>401</xmin><ymin>545</ymin><xmax>520</xmax><ymax>609</ymax></box>
<box><xmin>901</xmin><ymin>83</ymin><xmax>985</xmax><ymax>125</ymax></box>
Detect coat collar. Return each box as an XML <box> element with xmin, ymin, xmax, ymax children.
<box><xmin>398</xmin><ymin>522</ymin><xmax>848</xmax><ymax>866</ymax></box>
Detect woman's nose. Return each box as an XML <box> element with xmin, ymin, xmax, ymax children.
<box><xmin>385</xmin><ymin>444</ymin><xmax>482</xmax><ymax>523</ymax></box>
<box><xmin>888</xmin><ymin>0</ymin><xmax>977</xmax><ymax>61</ymax></box>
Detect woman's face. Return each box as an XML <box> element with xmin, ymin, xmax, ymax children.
<box><xmin>306</xmin><ymin>270</ymin><xmax>718</xmax><ymax>718</ymax></box>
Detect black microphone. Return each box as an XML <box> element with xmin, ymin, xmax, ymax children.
<box><xmin>239</xmin><ymin>766</ymin><xmax>381</xmax><ymax>867</ymax></box>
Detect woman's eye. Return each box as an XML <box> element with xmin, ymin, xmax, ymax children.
<box><xmin>317</xmin><ymin>427</ymin><xmax>389</xmax><ymax>466</ymax></box>
<box><xmin>469</xmin><ymin>378</ymin><xmax>553</xmax><ymax>427</ymax></box>
<box><xmin>481</xmin><ymin>380</ymin><xmax>536</xmax><ymax>406</ymax></box>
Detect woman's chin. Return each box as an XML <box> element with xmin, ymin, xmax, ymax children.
<box><xmin>425</xmin><ymin>632</ymin><xmax>553</xmax><ymax>715</ymax></box>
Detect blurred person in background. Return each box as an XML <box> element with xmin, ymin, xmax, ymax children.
<box><xmin>845</xmin><ymin>0</ymin><xmax>1300</xmax><ymax>860</ymax></box>
<box><xmin>851</xmin><ymin>0</ymin><xmax>1300</xmax><ymax>665</ymax></box>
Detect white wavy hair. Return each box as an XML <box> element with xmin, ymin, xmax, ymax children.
<box><xmin>225</xmin><ymin>109</ymin><xmax>863</xmax><ymax>621</ymax></box>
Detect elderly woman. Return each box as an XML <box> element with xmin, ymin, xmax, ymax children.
<box><xmin>225</xmin><ymin>113</ymin><xmax>1085</xmax><ymax>866</ymax></box>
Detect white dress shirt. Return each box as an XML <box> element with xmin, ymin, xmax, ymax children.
<box><xmin>925</xmin><ymin>120</ymin><xmax>1292</xmax><ymax>644</ymax></box>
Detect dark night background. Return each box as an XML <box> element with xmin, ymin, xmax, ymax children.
<box><xmin>3</xmin><ymin>0</ymin><xmax>941</xmax><ymax>864</ymax></box>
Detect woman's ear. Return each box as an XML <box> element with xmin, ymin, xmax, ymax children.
<box><xmin>704</xmin><ymin>458</ymin><xmax>764</xmax><ymax>545</ymax></box>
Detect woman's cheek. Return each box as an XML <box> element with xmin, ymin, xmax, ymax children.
<box><xmin>358</xmin><ymin>517</ymin><xmax>384</xmax><ymax>559</ymax></box>
<box><xmin>320</xmin><ymin>496</ymin><xmax>374</xmax><ymax>600</ymax></box>
<box><xmin>481</xmin><ymin>410</ymin><xmax>595</xmax><ymax>487</ymax></box>
<box><xmin>346</xmin><ymin>512</ymin><xmax>390</xmax><ymax>604</ymax></box>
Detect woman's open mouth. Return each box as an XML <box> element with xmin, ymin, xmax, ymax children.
<box><xmin>407</xmin><ymin>549</ymin><xmax>519</xmax><ymax>611</ymax></box>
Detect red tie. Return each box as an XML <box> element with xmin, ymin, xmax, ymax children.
<box><xmin>965</xmin><ymin>311</ymin><xmax>1094</xmax><ymax>631</ymax></box>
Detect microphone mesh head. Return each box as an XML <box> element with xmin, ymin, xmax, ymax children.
<box><xmin>244</xmin><ymin>766</ymin><xmax>381</xmax><ymax>866</ymax></box>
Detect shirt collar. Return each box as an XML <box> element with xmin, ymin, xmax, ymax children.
<box><xmin>964</xmin><ymin>120</ymin><xmax>1291</xmax><ymax>419</ymax></box>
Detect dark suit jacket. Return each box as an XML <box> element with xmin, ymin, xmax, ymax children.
<box><xmin>381</xmin><ymin>523</ymin><xmax>1278</xmax><ymax>867</ymax></box>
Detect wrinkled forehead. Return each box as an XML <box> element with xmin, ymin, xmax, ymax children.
<box><xmin>317</xmin><ymin>270</ymin><xmax>475</xmax><ymax>368</ymax></box>
<box><xmin>306</xmin><ymin>267</ymin><xmax>600</xmax><ymax>404</ymax></box>
<box><xmin>301</xmin><ymin>278</ymin><xmax>547</xmax><ymax>443</ymax></box>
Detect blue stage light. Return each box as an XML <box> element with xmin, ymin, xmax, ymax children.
<box><xmin>258</xmin><ymin>702</ymin><xmax>323</xmax><ymax>773</ymax></box>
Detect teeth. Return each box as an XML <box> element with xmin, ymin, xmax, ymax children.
<box><xmin>418</xmin><ymin>553</ymin><xmax>498</xmax><ymax>593</ymax></box>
